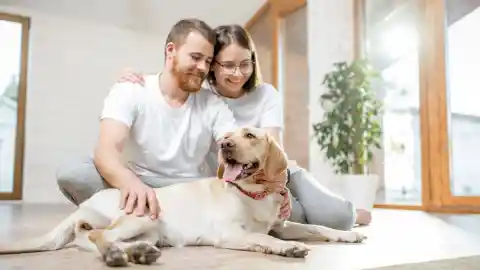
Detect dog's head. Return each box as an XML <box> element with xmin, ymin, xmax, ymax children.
<box><xmin>217</xmin><ymin>127</ymin><xmax>288</xmax><ymax>186</ymax></box>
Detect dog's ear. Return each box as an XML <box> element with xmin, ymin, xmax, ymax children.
<box><xmin>217</xmin><ymin>162</ymin><xmax>225</xmax><ymax>179</ymax></box>
<box><xmin>263</xmin><ymin>134</ymin><xmax>288</xmax><ymax>180</ymax></box>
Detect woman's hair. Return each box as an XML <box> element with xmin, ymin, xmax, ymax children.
<box><xmin>207</xmin><ymin>24</ymin><xmax>263</xmax><ymax>92</ymax></box>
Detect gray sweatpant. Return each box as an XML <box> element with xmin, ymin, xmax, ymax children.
<box><xmin>56</xmin><ymin>158</ymin><xmax>356</xmax><ymax>230</ymax></box>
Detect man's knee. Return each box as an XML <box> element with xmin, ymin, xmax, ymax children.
<box><xmin>56</xmin><ymin>163</ymin><xmax>79</xmax><ymax>190</ymax></box>
<box><xmin>55</xmin><ymin>158</ymin><xmax>106</xmax><ymax>205</ymax></box>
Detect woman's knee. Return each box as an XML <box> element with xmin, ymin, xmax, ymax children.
<box><xmin>287</xmin><ymin>168</ymin><xmax>356</xmax><ymax>230</ymax></box>
<box><xmin>288</xmin><ymin>196</ymin><xmax>307</xmax><ymax>224</ymax></box>
<box><xmin>307</xmin><ymin>201</ymin><xmax>356</xmax><ymax>231</ymax></box>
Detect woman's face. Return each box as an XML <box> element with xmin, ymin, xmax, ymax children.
<box><xmin>212</xmin><ymin>43</ymin><xmax>254</xmax><ymax>98</ymax></box>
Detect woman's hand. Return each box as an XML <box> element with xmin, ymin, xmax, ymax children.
<box><xmin>253</xmin><ymin>169</ymin><xmax>287</xmax><ymax>193</ymax></box>
<box><xmin>118</xmin><ymin>68</ymin><xmax>145</xmax><ymax>85</ymax></box>
<box><xmin>278</xmin><ymin>190</ymin><xmax>292</xmax><ymax>220</ymax></box>
<box><xmin>253</xmin><ymin>169</ymin><xmax>292</xmax><ymax>220</ymax></box>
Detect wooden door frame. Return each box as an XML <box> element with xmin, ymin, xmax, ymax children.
<box><xmin>0</xmin><ymin>12</ymin><xmax>30</xmax><ymax>200</ymax></box>
<box><xmin>355</xmin><ymin>0</ymin><xmax>480</xmax><ymax>213</ymax></box>
<box><xmin>245</xmin><ymin>0</ymin><xmax>306</xmax><ymax>89</ymax></box>
<box><xmin>421</xmin><ymin>0</ymin><xmax>480</xmax><ymax>211</ymax></box>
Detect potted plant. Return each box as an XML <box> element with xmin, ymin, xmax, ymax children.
<box><xmin>312</xmin><ymin>59</ymin><xmax>383</xmax><ymax>210</ymax></box>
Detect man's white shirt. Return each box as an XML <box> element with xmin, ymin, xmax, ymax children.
<box><xmin>100</xmin><ymin>74</ymin><xmax>237</xmax><ymax>178</ymax></box>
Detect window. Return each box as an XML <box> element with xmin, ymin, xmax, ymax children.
<box><xmin>363</xmin><ymin>0</ymin><xmax>422</xmax><ymax>205</ymax></box>
<box><xmin>0</xmin><ymin>12</ymin><xmax>29</xmax><ymax>199</ymax></box>
<box><xmin>359</xmin><ymin>0</ymin><xmax>480</xmax><ymax>211</ymax></box>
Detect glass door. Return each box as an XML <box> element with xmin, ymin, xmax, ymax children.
<box><xmin>0</xmin><ymin>12</ymin><xmax>29</xmax><ymax>200</ymax></box>
<box><xmin>361</xmin><ymin>0</ymin><xmax>480</xmax><ymax>211</ymax></box>
<box><xmin>438</xmin><ymin>0</ymin><xmax>480</xmax><ymax>207</ymax></box>
<box><xmin>363</xmin><ymin>0</ymin><xmax>424</xmax><ymax>207</ymax></box>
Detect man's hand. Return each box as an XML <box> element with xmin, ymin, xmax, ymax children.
<box><xmin>120</xmin><ymin>180</ymin><xmax>160</xmax><ymax>220</ymax></box>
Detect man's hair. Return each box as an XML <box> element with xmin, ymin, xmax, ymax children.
<box><xmin>165</xmin><ymin>18</ymin><xmax>216</xmax><ymax>51</ymax></box>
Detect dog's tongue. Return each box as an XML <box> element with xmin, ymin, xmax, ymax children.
<box><xmin>223</xmin><ymin>163</ymin><xmax>243</xmax><ymax>182</ymax></box>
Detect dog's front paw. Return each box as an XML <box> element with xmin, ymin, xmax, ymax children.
<box><xmin>127</xmin><ymin>242</ymin><xmax>161</xmax><ymax>265</ymax></box>
<box><xmin>276</xmin><ymin>241</ymin><xmax>310</xmax><ymax>258</ymax></box>
<box><xmin>103</xmin><ymin>244</ymin><xmax>129</xmax><ymax>267</ymax></box>
<box><xmin>335</xmin><ymin>231</ymin><xmax>367</xmax><ymax>243</ymax></box>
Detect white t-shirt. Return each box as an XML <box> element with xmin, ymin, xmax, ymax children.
<box><xmin>203</xmin><ymin>82</ymin><xmax>284</xmax><ymax>174</ymax></box>
<box><xmin>100</xmin><ymin>74</ymin><xmax>237</xmax><ymax>178</ymax></box>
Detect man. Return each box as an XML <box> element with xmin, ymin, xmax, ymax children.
<box><xmin>56</xmin><ymin>18</ymin><xmax>238</xmax><ymax>220</ymax></box>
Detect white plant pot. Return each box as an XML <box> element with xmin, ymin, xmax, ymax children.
<box><xmin>336</xmin><ymin>174</ymin><xmax>379</xmax><ymax>211</ymax></box>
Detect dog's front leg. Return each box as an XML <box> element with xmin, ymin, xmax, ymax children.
<box><xmin>88</xmin><ymin>215</ymin><xmax>161</xmax><ymax>267</ymax></box>
<box><xmin>215</xmin><ymin>232</ymin><xmax>310</xmax><ymax>258</ymax></box>
<box><xmin>99</xmin><ymin>233</ymin><xmax>161</xmax><ymax>267</ymax></box>
<box><xmin>271</xmin><ymin>221</ymin><xmax>366</xmax><ymax>243</ymax></box>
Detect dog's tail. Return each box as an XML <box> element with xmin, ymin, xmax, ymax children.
<box><xmin>0</xmin><ymin>207</ymin><xmax>107</xmax><ymax>255</ymax></box>
<box><xmin>0</xmin><ymin>211</ymin><xmax>78</xmax><ymax>254</ymax></box>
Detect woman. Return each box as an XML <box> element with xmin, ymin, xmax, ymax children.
<box><xmin>118</xmin><ymin>24</ymin><xmax>371</xmax><ymax>230</ymax></box>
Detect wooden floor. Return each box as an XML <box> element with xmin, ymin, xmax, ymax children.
<box><xmin>1</xmin><ymin>202</ymin><xmax>480</xmax><ymax>269</ymax></box>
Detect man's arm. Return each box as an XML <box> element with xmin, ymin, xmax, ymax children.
<box><xmin>207</xmin><ymin>95</ymin><xmax>237</xmax><ymax>179</ymax></box>
<box><xmin>93</xmin><ymin>119</ymin><xmax>140</xmax><ymax>189</ymax></box>
<box><xmin>93</xmin><ymin>82</ymin><xmax>159</xmax><ymax>219</ymax></box>
<box><xmin>93</xmin><ymin>82</ymin><xmax>140</xmax><ymax>188</ymax></box>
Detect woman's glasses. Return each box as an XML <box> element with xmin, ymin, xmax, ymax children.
<box><xmin>216</xmin><ymin>60</ymin><xmax>255</xmax><ymax>75</ymax></box>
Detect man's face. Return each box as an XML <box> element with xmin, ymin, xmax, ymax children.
<box><xmin>167</xmin><ymin>31</ymin><xmax>214</xmax><ymax>93</ymax></box>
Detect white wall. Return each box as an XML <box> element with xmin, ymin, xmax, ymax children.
<box><xmin>307</xmin><ymin>0</ymin><xmax>354</xmax><ymax>189</ymax></box>
<box><xmin>282</xmin><ymin>6</ymin><xmax>310</xmax><ymax>170</ymax></box>
<box><xmin>0</xmin><ymin>0</ymin><xmax>266</xmax><ymax>36</ymax></box>
<box><xmin>0</xmin><ymin>5</ymin><xmax>166</xmax><ymax>203</ymax></box>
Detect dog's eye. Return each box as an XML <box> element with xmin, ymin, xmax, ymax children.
<box><xmin>245</xmin><ymin>132</ymin><xmax>256</xmax><ymax>139</ymax></box>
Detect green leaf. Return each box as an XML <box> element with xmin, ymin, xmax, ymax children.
<box><xmin>311</xmin><ymin>59</ymin><xmax>384</xmax><ymax>175</ymax></box>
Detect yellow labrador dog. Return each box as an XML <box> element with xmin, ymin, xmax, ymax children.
<box><xmin>0</xmin><ymin>127</ymin><xmax>366</xmax><ymax>267</ymax></box>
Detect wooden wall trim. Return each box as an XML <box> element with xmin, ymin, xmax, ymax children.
<box><xmin>270</xmin><ymin>4</ymin><xmax>280</xmax><ymax>89</ymax></box>
<box><xmin>245</xmin><ymin>2</ymin><xmax>271</xmax><ymax>30</ymax></box>
<box><xmin>417</xmin><ymin>0</ymin><xmax>435</xmax><ymax>208</ymax></box>
<box><xmin>353</xmin><ymin>0</ymin><xmax>365</xmax><ymax>59</ymax></box>
<box><xmin>0</xmin><ymin>12</ymin><xmax>30</xmax><ymax>200</ymax></box>
<box><xmin>276</xmin><ymin>0</ymin><xmax>307</xmax><ymax>16</ymax></box>
<box><xmin>244</xmin><ymin>0</ymin><xmax>306</xmax><ymax>89</ymax></box>
<box><xmin>0</xmin><ymin>12</ymin><xmax>30</xmax><ymax>24</ymax></box>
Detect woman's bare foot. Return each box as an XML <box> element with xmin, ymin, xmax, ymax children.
<box><xmin>356</xmin><ymin>209</ymin><xmax>372</xmax><ymax>225</ymax></box>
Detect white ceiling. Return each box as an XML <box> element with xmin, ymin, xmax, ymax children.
<box><xmin>1</xmin><ymin>0</ymin><xmax>267</xmax><ymax>34</ymax></box>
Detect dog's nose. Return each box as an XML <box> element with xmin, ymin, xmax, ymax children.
<box><xmin>221</xmin><ymin>139</ymin><xmax>235</xmax><ymax>149</ymax></box>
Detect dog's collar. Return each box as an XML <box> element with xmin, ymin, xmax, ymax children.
<box><xmin>223</xmin><ymin>167</ymin><xmax>289</xmax><ymax>200</ymax></box>
<box><xmin>225</xmin><ymin>179</ymin><xmax>287</xmax><ymax>200</ymax></box>
<box><xmin>227</xmin><ymin>180</ymin><xmax>270</xmax><ymax>200</ymax></box>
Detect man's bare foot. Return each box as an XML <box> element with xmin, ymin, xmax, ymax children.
<box><xmin>356</xmin><ymin>209</ymin><xmax>372</xmax><ymax>225</ymax></box>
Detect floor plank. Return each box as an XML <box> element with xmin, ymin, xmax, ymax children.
<box><xmin>1</xmin><ymin>203</ymin><xmax>480</xmax><ymax>269</ymax></box>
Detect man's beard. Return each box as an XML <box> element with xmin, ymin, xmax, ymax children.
<box><xmin>172</xmin><ymin>57</ymin><xmax>206</xmax><ymax>93</ymax></box>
